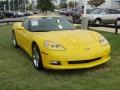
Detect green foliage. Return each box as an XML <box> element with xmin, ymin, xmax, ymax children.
<box><xmin>0</xmin><ymin>1</ymin><xmax>7</xmax><ymax>10</ymax></box>
<box><xmin>59</xmin><ymin>2</ymin><xmax>67</xmax><ymax>8</ymax></box>
<box><xmin>0</xmin><ymin>0</ymin><xmax>29</xmax><ymax>11</ymax></box>
<box><xmin>37</xmin><ymin>0</ymin><xmax>55</xmax><ymax>12</ymax></box>
<box><xmin>68</xmin><ymin>1</ymin><xmax>78</xmax><ymax>8</ymax></box>
<box><xmin>27</xmin><ymin>4</ymin><xmax>33</xmax><ymax>11</ymax></box>
<box><xmin>0</xmin><ymin>25</ymin><xmax>120</xmax><ymax>90</ymax></box>
<box><xmin>88</xmin><ymin>0</ymin><xmax>105</xmax><ymax>8</ymax></box>
<box><xmin>13</xmin><ymin>0</ymin><xmax>29</xmax><ymax>11</ymax></box>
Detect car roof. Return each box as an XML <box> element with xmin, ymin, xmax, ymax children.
<box><xmin>27</xmin><ymin>15</ymin><xmax>61</xmax><ymax>19</ymax></box>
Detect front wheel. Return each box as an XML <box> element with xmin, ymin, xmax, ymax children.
<box><xmin>32</xmin><ymin>43</ymin><xmax>43</xmax><ymax>70</ymax></box>
<box><xmin>12</xmin><ymin>32</ymin><xmax>18</xmax><ymax>47</ymax></box>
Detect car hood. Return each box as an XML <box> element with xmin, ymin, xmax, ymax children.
<box><xmin>33</xmin><ymin>30</ymin><xmax>98</xmax><ymax>46</ymax></box>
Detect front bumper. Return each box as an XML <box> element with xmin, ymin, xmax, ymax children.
<box><xmin>44</xmin><ymin>56</ymin><xmax>110</xmax><ymax>70</ymax></box>
<box><xmin>41</xmin><ymin>47</ymin><xmax>110</xmax><ymax>70</ymax></box>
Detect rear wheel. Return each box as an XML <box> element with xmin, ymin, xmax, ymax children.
<box><xmin>12</xmin><ymin>32</ymin><xmax>18</xmax><ymax>47</ymax></box>
<box><xmin>32</xmin><ymin>43</ymin><xmax>43</xmax><ymax>70</ymax></box>
<box><xmin>116</xmin><ymin>19</ymin><xmax>120</xmax><ymax>26</ymax></box>
<box><xmin>94</xmin><ymin>19</ymin><xmax>101</xmax><ymax>24</ymax></box>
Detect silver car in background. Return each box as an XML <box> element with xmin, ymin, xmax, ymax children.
<box><xmin>83</xmin><ymin>8</ymin><xmax>120</xmax><ymax>25</ymax></box>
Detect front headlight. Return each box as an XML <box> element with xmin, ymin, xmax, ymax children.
<box><xmin>44</xmin><ymin>41</ymin><xmax>66</xmax><ymax>51</ymax></box>
<box><xmin>99</xmin><ymin>36</ymin><xmax>109</xmax><ymax>46</ymax></box>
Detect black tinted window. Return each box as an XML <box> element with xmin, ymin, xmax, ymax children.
<box><xmin>104</xmin><ymin>9</ymin><xmax>110</xmax><ymax>14</ymax></box>
<box><xmin>30</xmin><ymin>17</ymin><xmax>76</xmax><ymax>32</ymax></box>
<box><xmin>91</xmin><ymin>8</ymin><xmax>104</xmax><ymax>14</ymax></box>
<box><xmin>110</xmin><ymin>9</ymin><xmax>120</xmax><ymax>14</ymax></box>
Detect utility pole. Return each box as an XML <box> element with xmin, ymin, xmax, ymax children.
<box><xmin>4</xmin><ymin>3</ymin><xmax>6</xmax><ymax>11</ymax></box>
<box><xmin>74</xmin><ymin>0</ymin><xmax>76</xmax><ymax>10</ymax></box>
<box><xmin>13</xmin><ymin>0</ymin><xmax>15</xmax><ymax>10</ymax></box>
<box><xmin>27</xmin><ymin>0</ymin><xmax>29</xmax><ymax>11</ymax></box>
<box><xmin>67</xmin><ymin>0</ymin><xmax>69</xmax><ymax>9</ymax></box>
<box><xmin>8</xmin><ymin>0</ymin><xmax>10</xmax><ymax>11</ymax></box>
<box><xmin>24</xmin><ymin>0</ymin><xmax>26</xmax><ymax>12</ymax></box>
<box><xmin>18</xmin><ymin>0</ymin><xmax>19</xmax><ymax>11</ymax></box>
<box><xmin>22</xmin><ymin>0</ymin><xmax>24</xmax><ymax>11</ymax></box>
<box><xmin>84</xmin><ymin>0</ymin><xmax>87</xmax><ymax>15</ymax></box>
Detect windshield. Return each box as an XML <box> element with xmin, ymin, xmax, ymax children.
<box><xmin>90</xmin><ymin>9</ymin><xmax>104</xmax><ymax>14</ymax></box>
<box><xmin>30</xmin><ymin>17</ymin><xmax>76</xmax><ymax>32</ymax></box>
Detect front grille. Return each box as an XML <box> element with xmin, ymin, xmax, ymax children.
<box><xmin>68</xmin><ymin>57</ymin><xmax>101</xmax><ymax>64</ymax></box>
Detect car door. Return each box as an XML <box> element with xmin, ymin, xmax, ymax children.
<box><xmin>108</xmin><ymin>9</ymin><xmax>117</xmax><ymax>23</ymax></box>
<box><xmin>110</xmin><ymin>9</ymin><xmax>120</xmax><ymax>23</ymax></box>
<box><xmin>21</xmin><ymin>19</ymin><xmax>32</xmax><ymax>52</ymax></box>
<box><xmin>101</xmin><ymin>9</ymin><xmax>111</xmax><ymax>24</ymax></box>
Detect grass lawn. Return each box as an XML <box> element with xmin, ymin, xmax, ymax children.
<box><xmin>0</xmin><ymin>25</ymin><xmax>120</xmax><ymax>90</ymax></box>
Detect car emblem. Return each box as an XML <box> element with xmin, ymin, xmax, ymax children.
<box><xmin>85</xmin><ymin>48</ymin><xmax>90</xmax><ymax>50</ymax></box>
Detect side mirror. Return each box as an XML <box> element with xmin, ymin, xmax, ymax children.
<box><xmin>15</xmin><ymin>22</ymin><xmax>24</xmax><ymax>30</ymax></box>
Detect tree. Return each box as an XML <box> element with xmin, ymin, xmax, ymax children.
<box><xmin>59</xmin><ymin>2</ymin><xmax>67</xmax><ymax>8</ymax></box>
<box><xmin>37</xmin><ymin>0</ymin><xmax>55</xmax><ymax>12</ymax></box>
<box><xmin>68</xmin><ymin>1</ymin><xmax>78</xmax><ymax>8</ymax></box>
<box><xmin>27</xmin><ymin>4</ymin><xmax>33</xmax><ymax>11</ymax></box>
<box><xmin>88</xmin><ymin>0</ymin><xmax>105</xmax><ymax>8</ymax></box>
<box><xmin>0</xmin><ymin>1</ymin><xmax>7</xmax><ymax>10</ymax></box>
<box><xmin>9</xmin><ymin>0</ymin><xmax>21</xmax><ymax>10</ymax></box>
<box><xmin>9</xmin><ymin>0</ymin><xmax>29</xmax><ymax>11</ymax></box>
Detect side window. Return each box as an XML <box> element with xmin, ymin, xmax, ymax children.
<box><xmin>23</xmin><ymin>19</ymin><xmax>30</xmax><ymax>30</ymax></box>
<box><xmin>119</xmin><ymin>10</ymin><xmax>120</xmax><ymax>14</ymax></box>
<box><xmin>104</xmin><ymin>9</ymin><xmax>110</xmax><ymax>14</ymax></box>
<box><xmin>110</xmin><ymin>9</ymin><xmax>119</xmax><ymax>14</ymax></box>
<box><xmin>115</xmin><ymin>10</ymin><xmax>119</xmax><ymax>14</ymax></box>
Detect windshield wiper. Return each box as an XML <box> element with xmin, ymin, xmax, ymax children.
<box><xmin>31</xmin><ymin>30</ymin><xmax>51</xmax><ymax>32</ymax></box>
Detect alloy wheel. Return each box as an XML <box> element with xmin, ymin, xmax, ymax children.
<box><xmin>116</xmin><ymin>19</ymin><xmax>120</xmax><ymax>26</ymax></box>
<box><xmin>32</xmin><ymin>46</ymin><xmax>40</xmax><ymax>68</ymax></box>
<box><xmin>12</xmin><ymin>32</ymin><xmax>18</xmax><ymax>47</ymax></box>
<box><xmin>95</xmin><ymin>19</ymin><xmax>101</xmax><ymax>24</ymax></box>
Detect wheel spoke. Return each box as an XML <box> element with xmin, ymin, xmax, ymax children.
<box><xmin>33</xmin><ymin>47</ymin><xmax>40</xmax><ymax>67</ymax></box>
<box><xmin>117</xmin><ymin>20</ymin><xmax>120</xmax><ymax>25</ymax></box>
<box><xmin>33</xmin><ymin>47</ymin><xmax>38</xmax><ymax>56</ymax></box>
<box><xmin>12</xmin><ymin>34</ymin><xmax>16</xmax><ymax>46</ymax></box>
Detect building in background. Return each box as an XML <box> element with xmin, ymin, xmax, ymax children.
<box><xmin>86</xmin><ymin>0</ymin><xmax>120</xmax><ymax>9</ymax></box>
<box><xmin>104</xmin><ymin>0</ymin><xmax>120</xmax><ymax>8</ymax></box>
<box><xmin>65</xmin><ymin>0</ymin><xmax>120</xmax><ymax>9</ymax></box>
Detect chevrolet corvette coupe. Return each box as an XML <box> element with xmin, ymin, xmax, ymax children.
<box><xmin>12</xmin><ymin>15</ymin><xmax>110</xmax><ymax>70</ymax></box>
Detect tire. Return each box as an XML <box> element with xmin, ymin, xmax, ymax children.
<box><xmin>94</xmin><ymin>19</ymin><xmax>101</xmax><ymax>24</ymax></box>
<box><xmin>116</xmin><ymin>19</ymin><xmax>120</xmax><ymax>26</ymax></box>
<box><xmin>32</xmin><ymin>43</ymin><xmax>43</xmax><ymax>70</ymax></box>
<box><xmin>11</xmin><ymin>15</ymin><xmax>13</xmax><ymax>18</ymax></box>
<box><xmin>12</xmin><ymin>32</ymin><xmax>18</xmax><ymax>47</ymax></box>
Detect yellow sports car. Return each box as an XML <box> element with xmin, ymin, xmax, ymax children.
<box><xmin>12</xmin><ymin>15</ymin><xmax>110</xmax><ymax>70</ymax></box>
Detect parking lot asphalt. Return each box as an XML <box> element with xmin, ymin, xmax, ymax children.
<box><xmin>0</xmin><ymin>17</ymin><xmax>25</xmax><ymax>21</ymax></box>
<box><xmin>89</xmin><ymin>27</ymin><xmax>120</xmax><ymax>34</ymax></box>
<box><xmin>0</xmin><ymin>17</ymin><xmax>25</xmax><ymax>25</ymax></box>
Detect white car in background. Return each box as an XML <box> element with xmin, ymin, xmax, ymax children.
<box><xmin>83</xmin><ymin>8</ymin><xmax>120</xmax><ymax>25</ymax></box>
